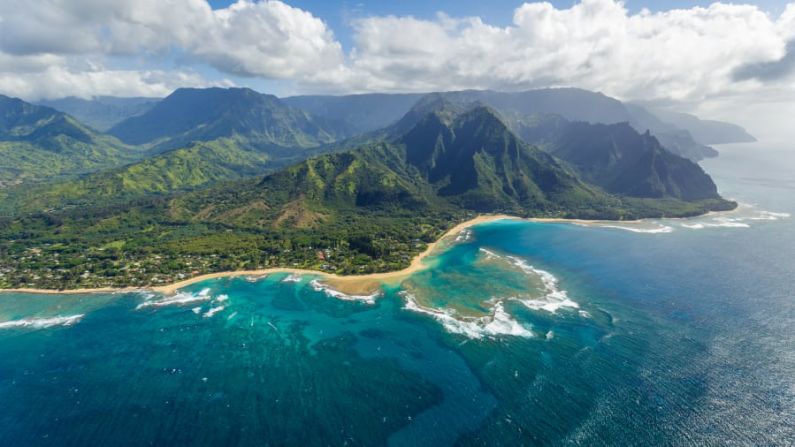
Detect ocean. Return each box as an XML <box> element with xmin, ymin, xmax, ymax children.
<box><xmin>1</xmin><ymin>142</ymin><xmax>793</xmax><ymax>446</ymax></box>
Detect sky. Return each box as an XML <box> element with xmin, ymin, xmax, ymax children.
<box><xmin>1</xmin><ymin>0</ymin><xmax>794</xmax><ymax>139</ymax></box>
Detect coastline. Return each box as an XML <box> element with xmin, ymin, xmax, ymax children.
<box><xmin>0</xmin><ymin>209</ymin><xmax>738</xmax><ymax>297</ymax></box>
<box><xmin>0</xmin><ymin>286</ymin><xmax>143</xmax><ymax>295</ymax></box>
<box><xmin>0</xmin><ymin>214</ymin><xmax>517</xmax><ymax>297</ymax></box>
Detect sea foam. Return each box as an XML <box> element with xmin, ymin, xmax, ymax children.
<box><xmin>680</xmin><ymin>221</ymin><xmax>750</xmax><ymax>229</ymax></box>
<box><xmin>455</xmin><ymin>229</ymin><xmax>473</xmax><ymax>243</ymax></box>
<box><xmin>401</xmin><ymin>292</ymin><xmax>532</xmax><ymax>339</ymax></box>
<box><xmin>750</xmin><ymin>211</ymin><xmax>790</xmax><ymax>220</ymax></box>
<box><xmin>309</xmin><ymin>280</ymin><xmax>381</xmax><ymax>304</ymax></box>
<box><xmin>136</xmin><ymin>288</ymin><xmax>212</xmax><ymax>309</ymax></box>
<box><xmin>504</xmin><ymin>254</ymin><xmax>580</xmax><ymax>313</ymax></box>
<box><xmin>0</xmin><ymin>314</ymin><xmax>84</xmax><ymax>329</ymax></box>
<box><xmin>281</xmin><ymin>274</ymin><xmax>302</xmax><ymax>283</ymax></box>
<box><xmin>679</xmin><ymin>206</ymin><xmax>790</xmax><ymax>230</ymax></box>
<box><xmin>597</xmin><ymin>224</ymin><xmax>674</xmax><ymax>234</ymax></box>
<box><xmin>203</xmin><ymin>306</ymin><xmax>225</xmax><ymax>318</ymax></box>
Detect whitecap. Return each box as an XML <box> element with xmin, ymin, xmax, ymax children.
<box><xmin>681</xmin><ymin>208</ymin><xmax>789</xmax><ymax>229</ymax></box>
<box><xmin>203</xmin><ymin>306</ymin><xmax>225</xmax><ymax>318</ymax></box>
<box><xmin>478</xmin><ymin>247</ymin><xmax>500</xmax><ymax>259</ymax></box>
<box><xmin>505</xmin><ymin>256</ymin><xmax>580</xmax><ymax>313</ymax></box>
<box><xmin>309</xmin><ymin>280</ymin><xmax>381</xmax><ymax>304</ymax></box>
<box><xmin>681</xmin><ymin>221</ymin><xmax>750</xmax><ymax>229</ymax></box>
<box><xmin>215</xmin><ymin>294</ymin><xmax>229</xmax><ymax>302</ymax></box>
<box><xmin>136</xmin><ymin>288</ymin><xmax>213</xmax><ymax>309</ymax></box>
<box><xmin>753</xmin><ymin>211</ymin><xmax>790</xmax><ymax>220</ymax></box>
<box><xmin>742</xmin><ymin>210</ymin><xmax>790</xmax><ymax>221</ymax></box>
<box><xmin>597</xmin><ymin>224</ymin><xmax>674</xmax><ymax>234</ymax></box>
<box><xmin>545</xmin><ymin>330</ymin><xmax>554</xmax><ymax>341</ymax></box>
<box><xmin>0</xmin><ymin>314</ymin><xmax>84</xmax><ymax>329</ymax></box>
<box><xmin>281</xmin><ymin>274</ymin><xmax>302</xmax><ymax>283</ymax></box>
<box><xmin>455</xmin><ymin>229</ymin><xmax>473</xmax><ymax>243</ymax></box>
<box><xmin>401</xmin><ymin>292</ymin><xmax>532</xmax><ymax>339</ymax></box>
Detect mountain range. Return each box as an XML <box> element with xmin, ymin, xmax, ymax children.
<box><xmin>0</xmin><ymin>86</ymin><xmax>741</xmax><ymax>288</ymax></box>
<box><xmin>36</xmin><ymin>96</ymin><xmax>158</xmax><ymax>132</ymax></box>
<box><xmin>0</xmin><ymin>95</ymin><xmax>142</xmax><ymax>187</ymax></box>
<box><xmin>285</xmin><ymin>88</ymin><xmax>747</xmax><ymax>161</ymax></box>
<box><xmin>108</xmin><ymin>87</ymin><xmax>341</xmax><ymax>152</ymax></box>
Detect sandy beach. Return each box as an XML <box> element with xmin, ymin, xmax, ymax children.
<box><xmin>0</xmin><ymin>286</ymin><xmax>143</xmax><ymax>295</ymax></box>
<box><xmin>2</xmin><ymin>210</ymin><xmax>727</xmax><ymax>297</ymax></box>
<box><xmin>151</xmin><ymin>213</ymin><xmax>517</xmax><ymax>295</ymax></box>
<box><xmin>1</xmin><ymin>214</ymin><xmax>518</xmax><ymax>297</ymax></box>
<box><xmin>2</xmin><ymin>211</ymin><xmax>715</xmax><ymax>297</ymax></box>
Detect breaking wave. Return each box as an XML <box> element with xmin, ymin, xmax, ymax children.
<box><xmin>401</xmin><ymin>292</ymin><xmax>532</xmax><ymax>339</ymax></box>
<box><xmin>478</xmin><ymin>249</ymin><xmax>581</xmax><ymax>314</ymax></box>
<box><xmin>679</xmin><ymin>207</ymin><xmax>789</xmax><ymax>230</ymax></box>
<box><xmin>309</xmin><ymin>280</ymin><xmax>381</xmax><ymax>304</ymax></box>
<box><xmin>505</xmin><ymin>255</ymin><xmax>580</xmax><ymax>313</ymax></box>
<box><xmin>281</xmin><ymin>274</ymin><xmax>302</xmax><ymax>283</ymax></box>
<box><xmin>681</xmin><ymin>221</ymin><xmax>750</xmax><ymax>229</ymax></box>
<box><xmin>455</xmin><ymin>228</ymin><xmax>473</xmax><ymax>243</ymax></box>
<box><xmin>0</xmin><ymin>314</ymin><xmax>84</xmax><ymax>329</ymax></box>
<box><xmin>203</xmin><ymin>306</ymin><xmax>225</xmax><ymax>318</ymax></box>
<box><xmin>749</xmin><ymin>211</ymin><xmax>790</xmax><ymax>220</ymax></box>
<box><xmin>597</xmin><ymin>224</ymin><xmax>674</xmax><ymax>234</ymax></box>
<box><xmin>399</xmin><ymin>250</ymin><xmax>582</xmax><ymax>338</ymax></box>
<box><xmin>136</xmin><ymin>288</ymin><xmax>212</xmax><ymax>309</ymax></box>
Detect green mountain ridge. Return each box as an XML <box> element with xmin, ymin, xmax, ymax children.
<box><xmin>285</xmin><ymin>89</ymin><xmax>752</xmax><ymax>161</ymax></box>
<box><xmin>549</xmin><ymin>123</ymin><xmax>721</xmax><ymax>201</ymax></box>
<box><xmin>36</xmin><ymin>96</ymin><xmax>158</xmax><ymax>132</ymax></box>
<box><xmin>509</xmin><ymin>113</ymin><xmax>723</xmax><ymax>201</ymax></box>
<box><xmin>0</xmin><ymin>139</ymin><xmax>289</xmax><ymax>212</ymax></box>
<box><xmin>0</xmin><ymin>95</ymin><xmax>142</xmax><ymax>187</ymax></box>
<box><xmin>0</xmin><ymin>91</ymin><xmax>736</xmax><ymax>289</ymax></box>
<box><xmin>109</xmin><ymin>87</ymin><xmax>340</xmax><ymax>152</ymax></box>
<box><xmin>173</xmin><ymin>105</ymin><xmax>732</xmax><ymax>230</ymax></box>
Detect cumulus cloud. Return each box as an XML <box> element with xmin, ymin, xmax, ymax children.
<box><xmin>192</xmin><ymin>1</ymin><xmax>344</xmax><ymax>80</ymax></box>
<box><xmin>734</xmin><ymin>40</ymin><xmax>795</xmax><ymax>81</ymax></box>
<box><xmin>344</xmin><ymin>0</ymin><xmax>795</xmax><ymax>102</ymax></box>
<box><xmin>0</xmin><ymin>63</ymin><xmax>222</xmax><ymax>100</ymax></box>
<box><xmin>1</xmin><ymin>0</ymin><xmax>795</xmax><ymax>110</ymax></box>
<box><xmin>0</xmin><ymin>0</ymin><xmax>344</xmax><ymax>99</ymax></box>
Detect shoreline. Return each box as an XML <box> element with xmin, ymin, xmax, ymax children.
<box><xmin>0</xmin><ymin>208</ymin><xmax>739</xmax><ymax>297</ymax></box>
<box><xmin>0</xmin><ymin>214</ymin><xmax>517</xmax><ymax>297</ymax></box>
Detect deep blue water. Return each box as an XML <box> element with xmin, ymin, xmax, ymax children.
<box><xmin>0</xmin><ymin>142</ymin><xmax>793</xmax><ymax>446</ymax></box>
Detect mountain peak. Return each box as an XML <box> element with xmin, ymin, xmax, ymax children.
<box><xmin>108</xmin><ymin>87</ymin><xmax>337</xmax><ymax>149</ymax></box>
<box><xmin>452</xmin><ymin>104</ymin><xmax>505</xmax><ymax>127</ymax></box>
<box><xmin>0</xmin><ymin>94</ymin><xmax>63</xmax><ymax>134</ymax></box>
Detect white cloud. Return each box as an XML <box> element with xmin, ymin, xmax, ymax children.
<box><xmin>0</xmin><ymin>63</ymin><xmax>224</xmax><ymax>100</ymax></box>
<box><xmin>193</xmin><ymin>1</ymin><xmax>344</xmax><ymax>80</ymax></box>
<box><xmin>1</xmin><ymin>0</ymin><xmax>794</xmax><ymax>133</ymax></box>
<box><xmin>0</xmin><ymin>0</ymin><xmax>344</xmax><ymax>99</ymax></box>
<box><xmin>344</xmin><ymin>0</ymin><xmax>795</xmax><ymax>103</ymax></box>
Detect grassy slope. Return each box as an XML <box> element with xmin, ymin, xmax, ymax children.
<box><xmin>0</xmin><ymin>115</ymin><xmax>142</xmax><ymax>187</ymax></box>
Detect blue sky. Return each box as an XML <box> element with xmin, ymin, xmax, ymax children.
<box><xmin>194</xmin><ymin>0</ymin><xmax>795</xmax><ymax>97</ymax></box>
<box><xmin>208</xmin><ymin>0</ymin><xmax>793</xmax><ymax>53</ymax></box>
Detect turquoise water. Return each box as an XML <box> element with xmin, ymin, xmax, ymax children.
<box><xmin>1</xmin><ymin>143</ymin><xmax>794</xmax><ymax>445</ymax></box>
